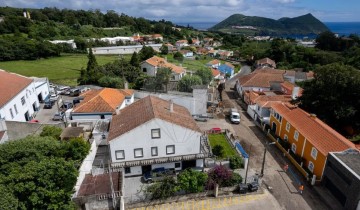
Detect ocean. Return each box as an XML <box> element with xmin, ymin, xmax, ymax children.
<box><xmin>176</xmin><ymin>22</ymin><xmax>360</xmax><ymax>36</ymax></box>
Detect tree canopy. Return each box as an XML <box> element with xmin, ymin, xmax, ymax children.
<box><xmin>177</xmin><ymin>75</ymin><xmax>202</xmax><ymax>92</ymax></box>
<box><xmin>195</xmin><ymin>68</ymin><xmax>213</xmax><ymax>85</ymax></box>
<box><xmin>297</xmin><ymin>63</ymin><xmax>360</xmax><ymax>136</ymax></box>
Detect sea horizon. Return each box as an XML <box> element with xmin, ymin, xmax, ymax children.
<box><xmin>175</xmin><ymin>21</ymin><xmax>360</xmax><ymax>36</ymax></box>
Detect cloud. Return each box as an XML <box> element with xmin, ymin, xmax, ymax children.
<box><xmin>1</xmin><ymin>0</ymin><xmax>358</xmax><ymax>23</ymax></box>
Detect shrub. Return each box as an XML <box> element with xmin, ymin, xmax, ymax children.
<box><xmin>212</xmin><ymin>145</ymin><xmax>224</xmax><ymax>158</ymax></box>
<box><xmin>40</xmin><ymin>126</ymin><xmax>62</xmax><ymax>140</ymax></box>
<box><xmin>229</xmin><ymin>156</ymin><xmax>243</xmax><ymax>169</ymax></box>
<box><xmin>176</xmin><ymin>169</ymin><xmax>208</xmax><ymax>193</ymax></box>
<box><xmin>223</xmin><ymin>172</ymin><xmax>243</xmax><ymax>187</ymax></box>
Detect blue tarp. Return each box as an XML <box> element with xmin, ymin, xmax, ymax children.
<box><xmin>235</xmin><ymin>142</ymin><xmax>249</xmax><ymax>158</ymax></box>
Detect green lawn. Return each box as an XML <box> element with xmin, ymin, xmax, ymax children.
<box><xmin>165</xmin><ymin>54</ymin><xmax>212</xmax><ymax>71</ymax></box>
<box><xmin>208</xmin><ymin>134</ymin><xmax>238</xmax><ymax>159</ymax></box>
<box><xmin>0</xmin><ymin>54</ymin><xmax>122</xmax><ymax>86</ymax></box>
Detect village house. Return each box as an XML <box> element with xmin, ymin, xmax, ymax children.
<box><xmin>108</xmin><ymin>96</ymin><xmax>209</xmax><ymax>177</ymax></box>
<box><xmin>255</xmin><ymin>57</ymin><xmax>277</xmax><ymax>69</ymax></box>
<box><xmin>71</xmin><ymin>88</ymin><xmax>134</xmax><ymax>121</ymax></box>
<box><xmin>164</xmin><ymin>43</ymin><xmax>176</xmax><ymax>53</ymax></box>
<box><xmin>211</xmin><ymin>68</ymin><xmax>221</xmax><ymax>79</ymax></box>
<box><xmin>91</xmin><ymin>44</ymin><xmax>162</xmax><ymax>55</ymax></box>
<box><xmin>180</xmin><ymin>50</ymin><xmax>194</xmax><ymax>57</ymax></box>
<box><xmin>206</xmin><ymin>59</ymin><xmax>221</xmax><ymax>69</ymax></box>
<box><xmin>0</xmin><ymin>70</ymin><xmax>50</xmax><ymax>122</ymax></box>
<box><xmin>140</xmin><ymin>56</ymin><xmax>186</xmax><ymax>81</ymax></box>
<box><xmin>235</xmin><ymin>70</ymin><xmax>284</xmax><ymax>98</ymax></box>
<box><xmin>269</xmin><ymin>103</ymin><xmax>356</xmax><ymax>182</ymax></box>
<box><xmin>175</xmin><ymin>40</ymin><xmax>189</xmax><ymax>49</ymax></box>
<box><xmin>218</xmin><ymin>62</ymin><xmax>235</xmax><ymax>77</ymax></box>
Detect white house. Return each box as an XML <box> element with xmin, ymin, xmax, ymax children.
<box><xmin>30</xmin><ymin>77</ymin><xmax>50</xmax><ymax>102</ymax></box>
<box><xmin>0</xmin><ymin>70</ymin><xmax>47</xmax><ymax>122</ymax></box>
<box><xmin>91</xmin><ymin>44</ymin><xmax>162</xmax><ymax>55</ymax></box>
<box><xmin>175</xmin><ymin>40</ymin><xmax>189</xmax><ymax>49</ymax></box>
<box><xmin>108</xmin><ymin>96</ymin><xmax>209</xmax><ymax>177</ymax></box>
<box><xmin>140</xmin><ymin>56</ymin><xmax>186</xmax><ymax>81</ymax></box>
<box><xmin>71</xmin><ymin>88</ymin><xmax>134</xmax><ymax>121</ymax></box>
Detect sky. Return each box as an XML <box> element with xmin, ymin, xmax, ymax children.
<box><xmin>1</xmin><ymin>0</ymin><xmax>360</xmax><ymax>23</ymax></box>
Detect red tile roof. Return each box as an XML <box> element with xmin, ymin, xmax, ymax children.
<box><xmin>0</xmin><ymin>70</ymin><xmax>33</xmax><ymax>108</ymax></box>
<box><xmin>108</xmin><ymin>96</ymin><xmax>201</xmax><ymax>141</ymax></box>
<box><xmin>143</xmin><ymin>56</ymin><xmax>185</xmax><ymax>74</ymax></box>
<box><xmin>77</xmin><ymin>172</ymin><xmax>122</xmax><ymax>197</ymax></box>
<box><xmin>256</xmin><ymin>57</ymin><xmax>276</xmax><ymax>67</ymax></box>
<box><xmin>238</xmin><ymin>72</ymin><xmax>284</xmax><ymax>88</ymax></box>
<box><xmin>209</xmin><ymin>59</ymin><xmax>220</xmax><ymax>65</ymax></box>
<box><xmin>271</xmin><ymin>103</ymin><xmax>356</xmax><ymax>155</ymax></box>
<box><xmin>73</xmin><ymin>88</ymin><xmax>133</xmax><ymax>113</ymax></box>
<box><xmin>211</xmin><ymin>68</ymin><xmax>220</xmax><ymax>77</ymax></box>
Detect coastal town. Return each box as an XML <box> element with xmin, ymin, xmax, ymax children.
<box><xmin>0</xmin><ymin>5</ymin><xmax>360</xmax><ymax>210</ymax></box>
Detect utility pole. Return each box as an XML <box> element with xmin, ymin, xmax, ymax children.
<box><xmin>260</xmin><ymin>142</ymin><xmax>276</xmax><ymax>177</ymax></box>
<box><xmin>244</xmin><ymin>144</ymin><xmax>252</xmax><ymax>184</ymax></box>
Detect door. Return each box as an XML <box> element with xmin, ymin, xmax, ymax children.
<box><xmin>141</xmin><ymin>165</ymin><xmax>152</xmax><ymax>174</ymax></box>
<box><xmin>24</xmin><ymin>111</ymin><xmax>30</xmax><ymax>121</ymax></box>
<box><xmin>271</xmin><ymin>122</ymin><xmax>277</xmax><ymax>133</ymax></box>
<box><xmin>38</xmin><ymin>93</ymin><xmax>43</xmax><ymax>103</ymax></box>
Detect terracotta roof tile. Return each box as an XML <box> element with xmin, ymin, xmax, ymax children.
<box><xmin>73</xmin><ymin>88</ymin><xmax>133</xmax><ymax>113</ymax></box>
<box><xmin>108</xmin><ymin>96</ymin><xmax>201</xmax><ymax>141</ymax></box>
<box><xmin>78</xmin><ymin>172</ymin><xmax>121</xmax><ymax>197</ymax></box>
<box><xmin>255</xmin><ymin>95</ymin><xmax>292</xmax><ymax>108</ymax></box>
<box><xmin>0</xmin><ymin>70</ymin><xmax>33</xmax><ymax>108</ymax></box>
<box><xmin>272</xmin><ymin>103</ymin><xmax>356</xmax><ymax>155</ymax></box>
<box><xmin>144</xmin><ymin>56</ymin><xmax>185</xmax><ymax>74</ymax></box>
<box><xmin>253</xmin><ymin>68</ymin><xmax>285</xmax><ymax>74</ymax></box>
<box><xmin>211</xmin><ymin>68</ymin><xmax>220</xmax><ymax>77</ymax></box>
<box><xmin>256</xmin><ymin>57</ymin><xmax>276</xmax><ymax>67</ymax></box>
<box><xmin>209</xmin><ymin>59</ymin><xmax>220</xmax><ymax>65</ymax></box>
<box><xmin>238</xmin><ymin>72</ymin><xmax>284</xmax><ymax>88</ymax></box>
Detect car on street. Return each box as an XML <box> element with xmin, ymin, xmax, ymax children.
<box><xmin>44</xmin><ymin>99</ymin><xmax>54</xmax><ymax>109</ymax></box>
<box><xmin>247</xmin><ymin>181</ymin><xmax>259</xmax><ymax>192</ymax></box>
<box><xmin>52</xmin><ymin>112</ymin><xmax>64</xmax><ymax>121</ymax></box>
<box><xmin>230</xmin><ymin>108</ymin><xmax>240</xmax><ymax>124</ymax></box>
<box><xmin>50</xmin><ymin>94</ymin><xmax>59</xmax><ymax>102</ymax></box>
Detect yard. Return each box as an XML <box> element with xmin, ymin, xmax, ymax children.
<box><xmin>0</xmin><ymin>54</ymin><xmax>124</xmax><ymax>86</ymax></box>
<box><xmin>165</xmin><ymin>54</ymin><xmax>212</xmax><ymax>72</ymax></box>
<box><xmin>208</xmin><ymin>133</ymin><xmax>238</xmax><ymax>159</ymax></box>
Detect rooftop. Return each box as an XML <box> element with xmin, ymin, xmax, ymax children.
<box><xmin>238</xmin><ymin>72</ymin><xmax>284</xmax><ymax>88</ymax></box>
<box><xmin>143</xmin><ymin>56</ymin><xmax>185</xmax><ymax>74</ymax></box>
<box><xmin>256</xmin><ymin>57</ymin><xmax>276</xmax><ymax>67</ymax></box>
<box><xmin>0</xmin><ymin>70</ymin><xmax>33</xmax><ymax>108</ymax></box>
<box><xmin>77</xmin><ymin>172</ymin><xmax>122</xmax><ymax>197</ymax></box>
<box><xmin>108</xmin><ymin>96</ymin><xmax>201</xmax><ymax>141</ymax></box>
<box><xmin>73</xmin><ymin>88</ymin><xmax>133</xmax><ymax>113</ymax></box>
<box><xmin>271</xmin><ymin>103</ymin><xmax>356</xmax><ymax>155</ymax></box>
<box><xmin>333</xmin><ymin>149</ymin><xmax>360</xmax><ymax>177</ymax></box>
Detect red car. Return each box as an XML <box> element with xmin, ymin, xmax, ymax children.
<box><xmin>29</xmin><ymin>119</ymin><xmax>39</xmax><ymax>123</ymax></box>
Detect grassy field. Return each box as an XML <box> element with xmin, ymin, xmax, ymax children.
<box><xmin>0</xmin><ymin>54</ymin><xmax>123</xmax><ymax>86</ymax></box>
<box><xmin>208</xmin><ymin>134</ymin><xmax>238</xmax><ymax>159</ymax></box>
<box><xmin>165</xmin><ymin>54</ymin><xmax>212</xmax><ymax>71</ymax></box>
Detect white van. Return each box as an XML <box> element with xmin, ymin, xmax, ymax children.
<box><xmin>230</xmin><ymin>108</ymin><xmax>240</xmax><ymax>124</ymax></box>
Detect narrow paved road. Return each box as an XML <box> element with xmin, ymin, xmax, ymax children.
<box><xmin>222</xmin><ymin>67</ymin><xmax>328</xmax><ymax>210</ymax></box>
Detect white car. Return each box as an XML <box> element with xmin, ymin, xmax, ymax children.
<box><xmin>50</xmin><ymin>94</ymin><xmax>59</xmax><ymax>102</ymax></box>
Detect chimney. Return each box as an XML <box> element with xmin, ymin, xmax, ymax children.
<box><xmin>124</xmin><ymin>81</ymin><xmax>129</xmax><ymax>90</ymax></box>
<box><xmin>291</xmin><ymin>86</ymin><xmax>300</xmax><ymax>100</ymax></box>
<box><xmin>169</xmin><ymin>100</ymin><xmax>173</xmax><ymax>112</ymax></box>
<box><xmin>309</xmin><ymin>114</ymin><xmax>317</xmax><ymax>119</ymax></box>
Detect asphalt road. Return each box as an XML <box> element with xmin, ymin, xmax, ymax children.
<box><xmin>222</xmin><ymin>67</ymin><xmax>328</xmax><ymax>210</ymax></box>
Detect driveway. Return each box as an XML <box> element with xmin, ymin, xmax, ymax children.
<box><xmin>123</xmin><ymin>176</ymin><xmax>148</xmax><ymax>203</ymax></box>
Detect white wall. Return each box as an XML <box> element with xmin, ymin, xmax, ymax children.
<box><xmin>109</xmin><ymin>118</ymin><xmax>202</xmax><ymax>163</ymax></box>
<box><xmin>33</xmin><ymin>79</ymin><xmax>50</xmax><ymax>102</ymax></box>
<box><xmin>91</xmin><ymin>44</ymin><xmax>162</xmax><ymax>55</ymax></box>
<box><xmin>125</xmin><ymin>166</ymin><xmax>142</xmax><ymax>177</ymax></box>
<box><xmin>0</xmin><ymin>82</ymin><xmax>39</xmax><ymax>122</ymax></box>
<box><xmin>140</xmin><ymin>62</ymin><xmax>156</xmax><ymax>77</ymax></box>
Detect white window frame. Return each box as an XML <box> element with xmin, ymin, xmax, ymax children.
<box><xmin>115</xmin><ymin>150</ymin><xmax>125</xmax><ymax>160</ymax></box>
<box><xmin>166</xmin><ymin>145</ymin><xmax>175</xmax><ymax>155</ymax></box>
<box><xmin>308</xmin><ymin>161</ymin><xmax>314</xmax><ymax>172</ymax></box>
<box><xmin>151</xmin><ymin>147</ymin><xmax>158</xmax><ymax>156</ymax></box>
<box><xmin>311</xmin><ymin>147</ymin><xmax>318</xmax><ymax>160</ymax></box>
<box><xmin>151</xmin><ymin>129</ymin><xmax>161</xmax><ymax>139</ymax></box>
<box><xmin>284</xmin><ymin>134</ymin><xmax>288</xmax><ymax>141</ymax></box>
<box><xmin>291</xmin><ymin>143</ymin><xmax>296</xmax><ymax>153</ymax></box>
<box><xmin>134</xmin><ymin>148</ymin><xmax>143</xmax><ymax>158</ymax></box>
<box><xmin>285</xmin><ymin>122</ymin><xmax>290</xmax><ymax>132</ymax></box>
<box><xmin>294</xmin><ymin>130</ymin><xmax>299</xmax><ymax>141</ymax></box>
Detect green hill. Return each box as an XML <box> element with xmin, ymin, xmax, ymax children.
<box><xmin>209</xmin><ymin>13</ymin><xmax>329</xmax><ymax>35</ymax></box>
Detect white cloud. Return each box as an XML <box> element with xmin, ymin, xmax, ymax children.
<box><xmin>1</xmin><ymin>0</ymin><xmax>358</xmax><ymax>23</ymax></box>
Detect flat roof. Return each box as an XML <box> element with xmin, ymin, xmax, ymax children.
<box><xmin>333</xmin><ymin>150</ymin><xmax>360</xmax><ymax>177</ymax></box>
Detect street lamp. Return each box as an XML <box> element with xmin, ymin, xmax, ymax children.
<box><xmin>260</xmin><ymin>142</ymin><xmax>276</xmax><ymax>177</ymax></box>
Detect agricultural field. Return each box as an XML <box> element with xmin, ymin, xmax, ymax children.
<box><xmin>0</xmin><ymin>54</ymin><xmax>124</xmax><ymax>86</ymax></box>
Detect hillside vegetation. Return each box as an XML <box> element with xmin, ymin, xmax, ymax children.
<box><xmin>210</xmin><ymin>13</ymin><xmax>329</xmax><ymax>35</ymax></box>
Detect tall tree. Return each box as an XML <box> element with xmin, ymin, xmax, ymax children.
<box><xmin>155</xmin><ymin>67</ymin><xmax>172</xmax><ymax>92</ymax></box>
<box><xmin>129</xmin><ymin>51</ymin><xmax>140</xmax><ymax>67</ymax></box>
<box><xmin>139</xmin><ymin>46</ymin><xmax>155</xmax><ymax>61</ymax></box>
<box><xmin>297</xmin><ymin>63</ymin><xmax>360</xmax><ymax>136</ymax></box>
<box><xmin>195</xmin><ymin>68</ymin><xmax>213</xmax><ymax>85</ymax></box>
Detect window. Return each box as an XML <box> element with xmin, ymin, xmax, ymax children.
<box><xmin>151</xmin><ymin>147</ymin><xmax>158</xmax><ymax>156</ymax></box>
<box><xmin>21</xmin><ymin>96</ymin><xmax>25</xmax><ymax>105</ymax></box>
<box><xmin>294</xmin><ymin>130</ymin><xmax>299</xmax><ymax>141</ymax></box>
<box><xmin>285</xmin><ymin>122</ymin><xmax>290</xmax><ymax>132</ymax></box>
<box><xmin>143</xmin><ymin>68</ymin><xmax>147</xmax><ymax>73</ymax></box>
<box><xmin>311</xmin><ymin>147</ymin><xmax>318</xmax><ymax>160</ymax></box>
<box><xmin>134</xmin><ymin>148</ymin><xmax>143</xmax><ymax>158</ymax></box>
<box><xmin>284</xmin><ymin>134</ymin><xmax>288</xmax><ymax>141</ymax></box>
<box><xmin>9</xmin><ymin>108</ymin><xmax>14</xmax><ymax>119</ymax></box>
<box><xmin>166</xmin><ymin>145</ymin><xmax>175</xmax><ymax>155</ymax></box>
<box><xmin>291</xmin><ymin>143</ymin><xmax>296</xmax><ymax>153</ymax></box>
<box><xmin>14</xmin><ymin>104</ymin><xmax>18</xmax><ymax>114</ymax></box>
<box><xmin>115</xmin><ymin>150</ymin><xmax>125</xmax><ymax>160</ymax></box>
<box><xmin>124</xmin><ymin>167</ymin><xmax>131</xmax><ymax>174</ymax></box>
<box><xmin>308</xmin><ymin>161</ymin><xmax>314</xmax><ymax>172</ymax></box>
<box><xmin>175</xmin><ymin>162</ymin><xmax>181</xmax><ymax>168</ymax></box>
<box><xmin>151</xmin><ymin>129</ymin><xmax>161</xmax><ymax>139</ymax></box>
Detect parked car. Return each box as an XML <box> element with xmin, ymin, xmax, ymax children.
<box><xmin>247</xmin><ymin>181</ymin><xmax>259</xmax><ymax>192</ymax></box>
<box><xmin>239</xmin><ymin>183</ymin><xmax>248</xmax><ymax>194</ymax></box>
<box><xmin>44</xmin><ymin>100</ymin><xmax>54</xmax><ymax>109</ymax></box>
<box><xmin>230</xmin><ymin>108</ymin><xmax>240</xmax><ymax>124</ymax></box>
<box><xmin>60</xmin><ymin>102</ymin><xmax>73</xmax><ymax>111</ymax></box>
<box><xmin>50</xmin><ymin>94</ymin><xmax>59</xmax><ymax>102</ymax></box>
<box><xmin>69</xmin><ymin>88</ymin><xmax>80</xmax><ymax>97</ymax></box>
<box><xmin>29</xmin><ymin>119</ymin><xmax>39</xmax><ymax>123</ymax></box>
<box><xmin>52</xmin><ymin>112</ymin><xmax>64</xmax><ymax>121</ymax></box>
<box><xmin>142</xmin><ymin>167</ymin><xmax>176</xmax><ymax>183</ymax></box>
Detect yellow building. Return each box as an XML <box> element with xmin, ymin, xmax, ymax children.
<box><xmin>269</xmin><ymin>103</ymin><xmax>356</xmax><ymax>181</ymax></box>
